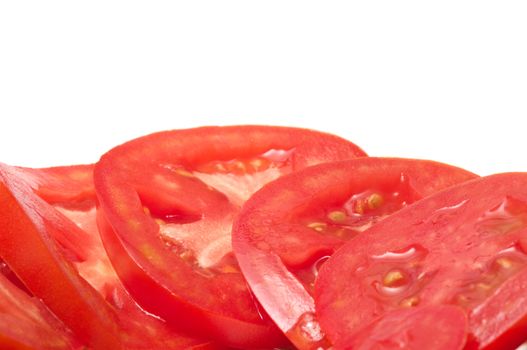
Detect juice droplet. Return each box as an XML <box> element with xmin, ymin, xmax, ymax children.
<box><xmin>372</xmin><ymin>244</ymin><xmax>428</xmax><ymax>262</ymax></box>
<box><xmin>423</xmin><ymin>199</ymin><xmax>469</xmax><ymax>226</ymax></box>
<box><xmin>286</xmin><ymin>312</ymin><xmax>331</xmax><ymax>349</ymax></box>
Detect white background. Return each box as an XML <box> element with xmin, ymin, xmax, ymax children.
<box><xmin>1</xmin><ymin>1</ymin><xmax>526</xmax><ymax>176</ymax></box>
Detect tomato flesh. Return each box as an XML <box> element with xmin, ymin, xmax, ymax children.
<box><xmin>232</xmin><ymin>158</ymin><xmax>477</xmax><ymax>349</ymax></box>
<box><xmin>0</xmin><ymin>164</ymin><xmax>220</xmax><ymax>350</ymax></box>
<box><xmin>340</xmin><ymin>305</ymin><xmax>468</xmax><ymax>350</ymax></box>
<box><xmin>315</xmin><ymin>173</ymin><xmax>527</xmax><ymax>350</ymax></box>
<box><xmin>94</xmin><ymin>126</ymin><xmax>366</xmax><ymax>348</ymax></box>
<box><xmin>0</xmin><ymin>268</ymin><xmax>78</xmax><ymax>350</ymax></box>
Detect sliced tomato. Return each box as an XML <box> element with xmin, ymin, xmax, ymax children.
<box><xmin>93</xmin><ymin>126</ymin><xmax>366</xmax><ymax>348</ymax></box>
<box><xmin>231</xmin><ymin>157</ymin><xmax>477</xmax><ymax>349</ymax></box>
<box><xmin>0</xmin><ymin>163</ymin><xmax>220</xmax><ymax>350</ymax></box>
<box><xmin>0</xmin><ymin>266</ymin><xmax>79</xmax><ymax>350</ymax></box>
<box><xmin>315</xmin><ymin>173</ymin><xmax>527</xmax><ymax>350</ymax></box>
<box><xmin>339</xmin><ymin>305</ymin><xmax>468</xmax><ymax>350</ymax></box>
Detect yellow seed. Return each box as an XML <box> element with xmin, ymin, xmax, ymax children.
<box><xmin>496</xmin><ymin>257</ymin><xmax>513</xmax><ymax>269</ymax></box>
<box><xmin>143</xmin><ymin>206</ymin><xmax>151</xmax><ymax>215</ymax></box>
<box><xmin>234</xmin><ymin>161</ymin><xmax>246</xmax><ymax>171</ymax></box>
<box><xmin>367</xmin><ymin>193</ymin><xmax>384</xmax><ymax>209</ymax></box>
<box><xmin>250</xmin><ymin>158</ymin><xmax>263</xmax><ymax>169</ymax></box>
<box><xmin>179</xmin><ymin>250</ymin><xmax>193</xmax><ymax>262</ymax></box>
<box><xmin>175</xmin><ymin>168</ymin><xmax>195</xmax><ymax>178</ymax></box>
<box><xmin>400</xmin><ymin>296</ymin><xmax>420</xmax><ymax>307</ymax></box>
<box><xmin>140</xmin><ymin>244</ymin><xmax>162</xmax><ymax>265</ymax></box>
<box><xmin>154</xmin><ymin>218</ymin><xmax>165</xmax><ymax>226</ymax></box>
<box><xmin>477</xmin><ymin>282</ymin><xmax>492</xmax><ymax>290</ymax></box>
<box><xmin>383</xmin><ymin>270</ymin><xmax>405</xmax><ymax>287</ymax></box>
<box><xmin>215</xmin><ymin>163</ymin><xmax>227</xmax><ymax>172</ymax></box>
<box><xmin>307</xmin><ymin>222</ymin><xmax>327</xmax><ymax>232</ymax></box>
<box><xmin>328</xmin><ymin>210</ymin><xmax>347</xmax><ymax>222</ymax></box>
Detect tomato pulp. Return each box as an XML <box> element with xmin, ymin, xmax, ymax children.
<box><xmin>232</xmin><ymin>158</ymin><xmax>477</xmax><ymax>349</ymax></box>
<box><xmin>0</xmin><ymin>265</ymin><xmax>79</xmax><ymax>350</ymax></box>
<box><xmin>338</xmin><ymin>305</ymin><xmax>468</xmax><ymax>350</ymax></box>
<box><xmin>0</xmin><ymin>163</ymin><xmax>219</xmax><ymax>349</ymax></box>
<box><xmin>94</xmin><ymin>126</ymin><xmax>366</xmax><ymax>348</ymax></box>
<box><xmin>315</xmin><ymin>173</ymin><xmax>527</xmax><ymax>350</ymax></box>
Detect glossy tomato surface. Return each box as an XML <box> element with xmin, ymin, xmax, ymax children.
<box><xmin>232</xmin><ymin>157</ymin><xmax>477</xmax><ymax>349</ymax></box>
<box><xmin>0</xmin><ymin>163</ymin><xmax>219</xmax><ymax>350</ymax></box>
<box><xmin>94</xmin><ymin>126</ymin><xmax>366</xmax><ymax>348</ymax></box>
<box><xmin>315</xmin><ymin>173</ymin><xmax>527</xmax><ymax>350</ymax></box>
<box><xmin>338</xmin><ymin>305</ymin><xmax>468</xmax><ymax>350</ymax></box>
<box><xmin>0</xmin><ymin>269</ymin><xmax>78</xmax><ymax>350</ymax></box>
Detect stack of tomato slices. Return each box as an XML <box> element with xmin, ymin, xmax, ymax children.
<box><xmin>1</xmin><ymin>125</ymin><xmax>526</xmax><ymax>350</ymax></box>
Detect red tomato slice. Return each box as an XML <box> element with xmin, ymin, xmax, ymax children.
<box><xmin>231</xmin><ymin>158</ymin><xmax>477</xmax><ymax>349</ymax></box>
<box><xmin>0</xmin><ymin>267</ymin><xmax>79</xmax><ymax>350</ymax></box>
<box><xmin>93</xmin><ymin>126</ymin><xmax>366</xmax><ymax>348</ymax></box>
<box><xmin>315</xmin><ymin>173</ymin><xmax>527</xmax><ymax>350</ymax></box>
<box><xmin>0</xmin><ymin>164</ymin><xmax>220</xmax><ymax>350</ymax></box>
<box><xmin>339</xmin><ymin>305</ymin><xmax>468</xmax><ymax>350</ymax></box>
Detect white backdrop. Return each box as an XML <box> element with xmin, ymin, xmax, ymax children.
<box><xmin>1</xmin><ymin>1</ymin><xmax>526</xmax><ymax>176</ymax></box>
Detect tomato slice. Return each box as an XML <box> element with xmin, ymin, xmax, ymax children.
<box><xmin>0</xmin><ymin>164</ymin><xmax>220</xmax><ymax>350</ymax></box>
<box><xmin>231</xmin><ymin>157</ymin><xmax>477</xmax><ymax>349</ymax></box>
<box><xmin>315</xmin><ymin>173</ymin><xmax>527</xmax><ymax>350</ymax></box>
<box><xmin>0</xmin><ymin>265</ymin><xmax>79</xmax><ymax>350</ymax></box>
<box><xmin>339</xmin><ymin>305</ymin><xmax>468</xmax><ymax>350</ymax></box>
<box><xmin>93</xmin><ymin>126</ymin><xmax>366</xmax><ymax>348</ymax></box>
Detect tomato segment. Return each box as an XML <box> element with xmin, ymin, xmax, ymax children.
<box><xmin>231</xmin><ymin>158</ymin><xmax>477</xmax><ymax>349</ymax></box>
<box><xmin>0</xmin><ymin>166</ymin><xmax>121</xmax><ymax>349</ymax></box>
<box><xmin>0</xmin><ymin>164</ymin><xmax>219</xmax><ymax>350</ymax></box>
<box><xmin>315</xmin><ymin>173</ymin><xmax>527</xmax><ymax>350</ymax></box>
<box><xmin>339</xmin><ymin>305</ymin><xmax>468</xmax><ymax>350</ymax></box>
<box><xmin>94</xmin><ymin>126</ymin><xmax>366</xmax><ymax>347</ymax></box>
<box><xmin>0</xmin><ymin>268</ymin><xmax>78</xmax><ymax>350</ymax></box>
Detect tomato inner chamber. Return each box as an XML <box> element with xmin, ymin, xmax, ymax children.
<box><xmin>356</xmin><ymin>196</ymin><xmax>527</xmax><ymax>314</ymax></box>
<box><xmin>149</xmin><ymin>150</ymin><xmax>294</xmax><ymax>273</ymax></box>
<box><xmin>294</xmin><ymin>182</ymin><xmax>416</xmax><ymax>291</ymax></box>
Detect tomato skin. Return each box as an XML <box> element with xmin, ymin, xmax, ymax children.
<box><xmin>232</xmin><ymin>157</ymin><xmax>477</xmax><ymax>349</ymax></box>
<box><xmin>94</xmin><ymin>126</ymin><xmax>366</xmax><ymax>348</ymax></box>
<box><xmin>315</xmin><ymin>173</ymin><xmax>527</xmax><ymax>350</ymax></box>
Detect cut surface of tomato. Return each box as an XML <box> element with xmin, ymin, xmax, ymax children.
<box><xmin>93</xmin><ymin>126</ymin><xmax>366</xmax><ymax>347</ymax></box>
<box><xmin>315</xmin><ymin>173</ymin><xmax>527</xmax><ymax>350</ymax></box>
<box><xmin>0</xmin><ymin>163</ymin><xmax>218</xmax><ymax>350</ymax></box>
<box><xmin>231</xmin><ymin>157</ymin><xmax>477</xmax><ymax>349</ymax></box>
<box><xmin>338</xmin><ymin>305</ymin><xmax>467</xmax><ymax>350</ymax></box>
<box><xmin>0</xmin><ymin>269</ymin><xmax>78</xmax><ymax>350</ymax></box>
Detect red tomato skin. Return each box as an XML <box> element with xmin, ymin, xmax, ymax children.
<box><xmin>232</xmin><ymin>157</ymin><xmax>477</xmax><ymax>349</ymax></box>
<box><xmin>93</xmin><ymin>126</ymin><xmax>366</xmax><ymax>348</ymax></box>
<box><xmin>315</xmin><ymin>173</ymin><xmax>527</xmax><ymax>350</ymax></box>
